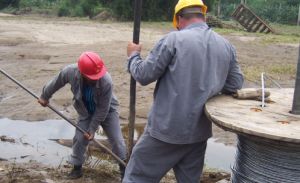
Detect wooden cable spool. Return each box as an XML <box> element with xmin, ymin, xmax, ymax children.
<box><xmin>205</xmin><ymin>88</ymin><xmax>300</xmax><ymax>182</ymax></box>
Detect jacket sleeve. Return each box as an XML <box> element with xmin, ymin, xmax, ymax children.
<box><xmin>127</xmin><ymin>34</ymin><xmax>175</xmax><ymax>86</ymax></box>
<box><xmin>40</xmin><ymin>66</ymin><xmax>71</xmax><ymax>100</ymax></box>
<box><xmin>88</xmin><ymin>82</ymin><xmax>112</xmax><ymax>134</ymax></box>
<box><xmin>222</xmin><ymin>46</ymin><xmax>244</xmax><ymax>93</ymax></box>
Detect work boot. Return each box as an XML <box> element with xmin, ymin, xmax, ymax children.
<box><xmin>119</xmin><ymin>163</ymin><xmax>126</xmax><ymax>180</ymax></box>
<box><xmin>67</xmin><ymin>165</ymin><xmax>83</xmax><ymax>179</ymax></box>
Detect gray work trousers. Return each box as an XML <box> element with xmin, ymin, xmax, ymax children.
<box><xmin>123</xmin><ymin>131</ymin><xmax>207</xmax><ymax>183</ymax></box>
<box><xmin>70</xmin><ymin>111</ymin><xmax>126</xmax><ymax>165</ymax></box>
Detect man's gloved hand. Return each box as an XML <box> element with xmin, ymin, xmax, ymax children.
<box><xmin>38</xmin><ymin>98</ymin><xmax>49</xmax><ymax>107</ymax></box>
<box><xmin>84</xmin><ymin>132</ymin><xmax>95</xmax><ymax>141</ymax></box>
<box><xmin>127</xmin><ymin>42</ymin><xmax>142</xmax><ymax>57</ymax></box>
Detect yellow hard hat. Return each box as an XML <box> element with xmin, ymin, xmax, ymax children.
<box><xmin>173</xmin><ymin>0</ymin><xmax>207</xmax><ymax>28</ymax></box>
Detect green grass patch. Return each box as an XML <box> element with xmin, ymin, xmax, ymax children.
<box><xmin>243</xmin><ymin>64</ymin><xmax>296</xmax><ymax>82</ymax></box>
<box><xmin>214</xmin><ymin>28</ymin><xmax>246</xmax><ymax>35</ymax></box>
<box><xmin>258</xmin><ymin>34</ymin><xmax>300</xmax><ymax>44</ymax></box>
<box><xmin>271</xmin><ymin>23</ymin><xmax>300</xmax><ymax>37</ymax></box>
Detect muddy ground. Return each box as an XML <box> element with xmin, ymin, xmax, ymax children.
<box><xmin>0</xmin><ymin>13</ymin><xmax>299</xmax><ymax>182</ymax></box>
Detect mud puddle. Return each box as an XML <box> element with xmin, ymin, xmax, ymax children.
<box><xmin>0</xmin><ymin>118</ymin><xmax>235</xmax><ymax>172</ymax></box>
<box><xmin>205</xmin><ymin>138</ymin><xmax>235</xmax><ymax>171</ymax></box>
<box><xmin>0</xmin><ymin>118</ymin><xmax>104</xmax><ymax>167</ymax></box>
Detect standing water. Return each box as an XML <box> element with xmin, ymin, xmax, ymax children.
<box><xmin>0</xmin><ymin>118</ymin><xmax>235</xmax><ymax>171</ymax></box>
<box><xmin>0</xmin><ymin>118</ymin><xmax>104</xmax><ymax>166</ymax></box>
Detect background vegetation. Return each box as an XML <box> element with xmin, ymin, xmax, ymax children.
<box><xmin>0</xmin><ymin>0</ymin><xmax>299</xmax><ymax>25</ymax></box>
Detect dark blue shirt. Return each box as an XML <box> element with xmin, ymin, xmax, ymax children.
<box><xmin>82</xmin><ymin>84</ymin><xmax>96</xmax><ymax>115</ymax></box>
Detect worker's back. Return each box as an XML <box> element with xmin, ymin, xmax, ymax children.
<box><xmin>147</xmin><ymin>22</ymin><xmax>243</xmax><ymax>144</ymax></box>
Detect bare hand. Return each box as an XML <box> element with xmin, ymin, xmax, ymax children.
<box><xmin>38</xmin><ymin>98</ymin><xmax>49</xmax><ymax>107</ymax></box>
<box><xmin>84</xmin><ymin>132</ymin><xmax>94</xmax><ymax>141</ymax></box>
<box><xmin>127</xmin><ymin>42</ymin><xmax>142</xmax><ymax>57</ymax></box>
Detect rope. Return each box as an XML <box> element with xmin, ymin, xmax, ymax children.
<box><xmin>231</xmin><ymin>135</ymin><xmax>300</xmax><ymax>183</ymax></box>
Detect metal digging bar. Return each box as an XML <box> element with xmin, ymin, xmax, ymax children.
<box><xmin>291</xmin><ymin>45</ymin><xmax>300</xmax><ymax>115</ymax></box>
<box><xmin>0</xmin><ymin>68</ymin><xmax>126</xmax><ymax>167</ymax></box>
<box><xmin>128</xmin><ymin>0</ymin><xmax>143</xmax><ymax>159</ymax></box>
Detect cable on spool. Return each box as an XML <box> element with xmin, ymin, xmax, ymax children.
<box><xmin>231</xmin><ymin>135</ymin><xmax>300</xmax><ymax>183</ymax></box>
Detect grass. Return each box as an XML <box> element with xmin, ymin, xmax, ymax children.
<box><xmin>215</xmin><ymin>20</ymin><xmax>300</xmax><ymax>44</ymax></box>
<box><xmin>258</xmin><ymin>33</ymin><xmax>300</xmax><ymax>44</ymax></box>
<box><xmin>242</xmin><ymin>64</ymin><xmax>296</xmax><ymax>82</ymax></box>
<box><xmin>271</xmin><ymin>23</ymin><xmax>300</xmax><ymax>37</ymax></box>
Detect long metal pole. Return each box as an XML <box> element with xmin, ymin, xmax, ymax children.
<box><xmin>291</xmin><ymin>45</ymin><xmax>300</xmax><ymax>114</ymax></box>
<box><xmin>128</xmin><ymin>0</ymin><xmax>142</xmax><ymax>159</ymax></box>
<box><xmin>0</xmin><ymin>68</ymin><xmax>126</xmax><ymax>167</ymax></box>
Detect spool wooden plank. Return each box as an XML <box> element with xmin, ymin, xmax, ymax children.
<box><xmin>205</xmin><ymin>88</ymin><xmax>300</xmax><ymax>143</ymax></box>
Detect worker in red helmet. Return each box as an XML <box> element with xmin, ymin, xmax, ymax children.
<box><xmin>38</xmin><ymin>51</ymin><xmax>126</xmax><ymax>179</ymax></box>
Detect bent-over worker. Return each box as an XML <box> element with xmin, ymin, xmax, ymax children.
<box><xmin>38</xmin><ymin>52</ymin><xmax>126</xmax><ymax>179</ymax></box>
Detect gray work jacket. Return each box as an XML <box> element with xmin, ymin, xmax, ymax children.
<box><xmin>41</xmin><ymin>64</ymin><xmax>118</xmax><ymax>134</ymax></box>
<box><xmin>128</xmin><ymin>22</ymin><xmax>244</xmax><ymax>144</ymax></box>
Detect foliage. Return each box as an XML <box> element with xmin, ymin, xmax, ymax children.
<box><xmin>58</xmin><ymin>0</ymin><xmax>103</xmax><ymax>17</ymax></box>
<box><xmin>0</xmin><ymin>0</ymin><xmax>20</xmax><ymax>9</ymax></box>
<box><xmin>0</xmin><ymin>0</ymin><xmax>298</xmax><ymax>24</ymax></box>
<box><xmin>107</xmin><ymin>0</ymin><xmax>178</xmax><ymax>21</ymax></box>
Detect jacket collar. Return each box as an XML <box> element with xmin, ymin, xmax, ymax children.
<box><xmin>183</xmin><ymin>22</ymin><xmax>209</xmax><ymax>30</ymax></box>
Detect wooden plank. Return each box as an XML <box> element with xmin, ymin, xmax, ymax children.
<box><xmin>235</xmin><ymin>13</ymin><xmax>244</xmax><ymax>22</ymax></box>
<box><xmin>248</xmin><ymin>19</ymin><xmax>259</xmax><ymax>32</ymax></box>
<box><xmin>238</xmin><ymin>15</ymin><xmax>248</xmax><ymax>25</ymax></box>
<box><xmin>260</xmin><ymin>26</ymin><xmax>268</xmax><ymax>33</ymax></box>
<box><xmin>253</xmin><ymin>22</ymin><xmax>263</xmax><ymax>32</ymax></box>
<box><xmin>52</xmin><ymin>139</ymin><xmax>137</xmax><ymax>154</ymax></box>
<box><xmin>242</xmin><ymin>4</ymin><xmax>275</xmax><ymax>33</ymax></box>
<box><xmin>232</xmin><ymin>4</ymin><xmax>275</xmax><ymax>33</ymax></box>
<box><xmin>205</xmin><ymin>88</ymin><xmax>300</xmax><ymax>143</ymax></box>
<box><xmin>245</xmin><ymin>16</ymin><xmax>255</xmax><ymax>27</ymax></box>
<box><xmin>232</xmin><ymin>4</ymin><xmax>244</xmax><ymax>17</ymax></box>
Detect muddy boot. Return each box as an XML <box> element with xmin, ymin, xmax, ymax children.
<box><xmin>68</xmin><ymin>165</ymin><xmax>83</xmax><ymax>179</ymax></box>
<box><xmin>119</xmin><ymin>163</ymin><xmax>126</xmax><ymax>180</ymax></box>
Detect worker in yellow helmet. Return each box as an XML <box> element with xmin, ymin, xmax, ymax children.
<box><xmin>123</xmin><ymin>0</ymin><xmax>243</xmax><ymax>182</ymax></box>
<box><xmin>173</xmin><ymin>0</ymin><xmax>207</xmax><ymax>29</ymax></box>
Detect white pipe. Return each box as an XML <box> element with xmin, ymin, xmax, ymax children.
<box><xmin>261</xmin><ymin>72</ymin><xmax>265</xmax><ymax>108</ymax></box>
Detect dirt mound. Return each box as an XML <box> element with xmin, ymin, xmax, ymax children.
<box><xmin>92</xmin><ymin>10</ymin><xmax>114</xmax><ymax>21</ymax></box>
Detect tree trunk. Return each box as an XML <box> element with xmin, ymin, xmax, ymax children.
<box><xmin>297</xmin><ymin>4</ymin><xmax>300</xmax><ymax>26</ymax></box>
<box><xmin>217</xmin><ymin>0</ymin><xmax>221</xmax><ymax>17</ymax></box>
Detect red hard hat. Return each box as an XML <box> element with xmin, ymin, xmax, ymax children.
<box><xmin>78</xmin><ymin>52</ymin><xmax>107</xmax><ymax>80</ymax></box>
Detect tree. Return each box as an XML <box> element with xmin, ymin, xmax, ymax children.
<box><xmin>0</xmin><ymin>0</ymin><xmax>20</xmax><ymax>9</ymax></box>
